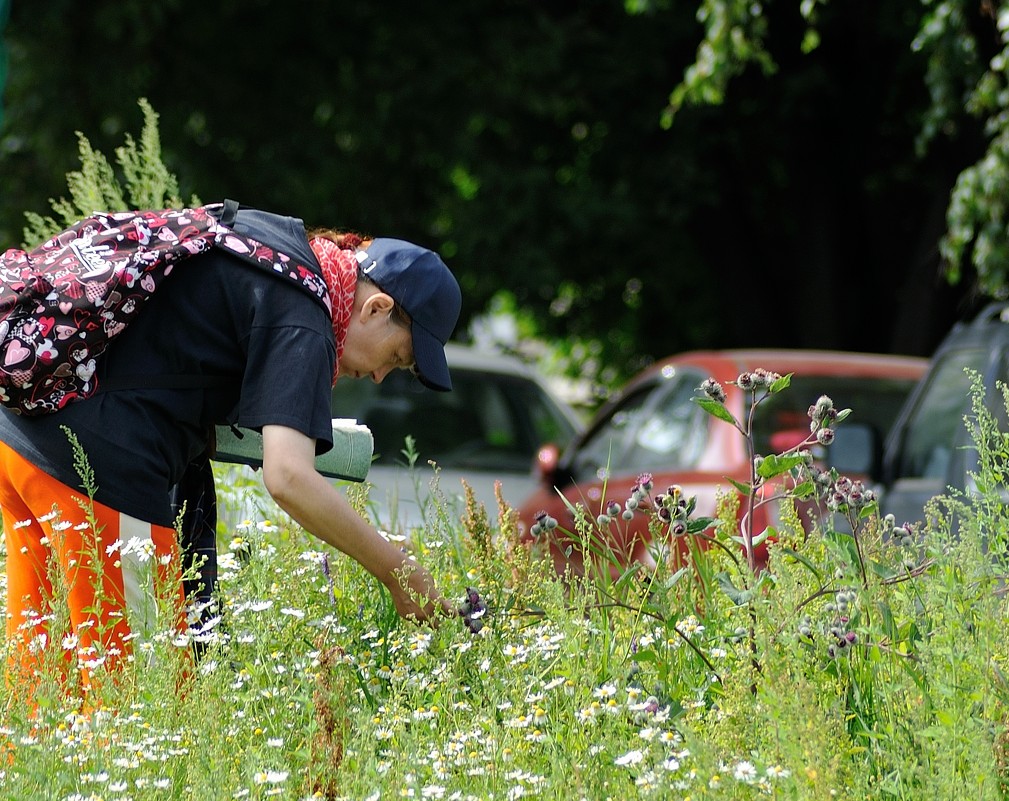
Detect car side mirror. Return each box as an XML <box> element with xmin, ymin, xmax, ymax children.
<box><xmin>826</xmin><ymin>421</ymin><xmax>880</xmax><ymax>478</ymax></box>
<box><xmin>535</xmin><ymin>443</ymin><xmax>561</xmax><ymax>486</ymax></box>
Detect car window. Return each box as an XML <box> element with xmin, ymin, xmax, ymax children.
<box><xmin>570</xmin><ymin>369</ymin><xmax>709</xmax><ymax>482</ymax></box>
<box><xmin>891</xmin><ymin>348</ymin><xmax>989</xmax><ymax>481</ymax></box>
<box><xmin>331</xmin><ymin>366</ymin><xmax>576</xmax><ymax>472</ymax></box>
<box><xmin>751</xmin><ymin>374</ymin><xmax>922</xmax><ymax>457</ymax></box>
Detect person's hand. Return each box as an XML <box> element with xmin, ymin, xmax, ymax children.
<box><xmin>388</xmin><ymin>556</ymin><xmax>453</xmax><ymax>626</ymax></box>
<box><xmin>259</xmin><ymin>426</ymin><xmax>456</xmax><ymax>627</ymax></box>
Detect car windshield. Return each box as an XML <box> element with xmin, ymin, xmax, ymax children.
<box><xmin>569</xmin><ymin>367</ymin><xmax>710</xmax><ymax>482</ymax></box>
<box><xmin>890</xmin><ymin>347</ymin><xmax>992</xmax><ymax>481</ymax></box>
<box><xmin>331</xmin><ymin>366</ymin><xmax>577</xmax><ymax>472</ymax></box>
<box><xmin>750</xmin><ymin>375</ymin><xmax>921</xmax><ymax>456</ymax></box>
<box><xmin>569</xmin><ymin>368</ymin><xmax>921</xmax><ymax>483</ymax></box>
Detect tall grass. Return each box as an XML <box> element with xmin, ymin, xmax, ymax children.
<box><xmin>2</xmin><ymin>374</ymin><xmax>1009</xmax><ymax>800</ymax></box>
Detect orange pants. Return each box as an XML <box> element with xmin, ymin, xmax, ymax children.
<box><xmin>0</xmin><ymin>441</ymin><xmax>186</xmax><ymax>693</ymax></box>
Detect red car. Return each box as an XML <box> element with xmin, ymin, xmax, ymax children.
<box><xmin>516</xmin><ymin>349</ymin><xmax>928</xmax><ymax>577</ymax></box>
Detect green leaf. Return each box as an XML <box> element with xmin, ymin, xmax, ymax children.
<box><xmin>867</xmin><ymin>560</ymin><xmax>898</xmax><ymax>581</ymax></box>
<box><xmin>733</xmin><ymin>529</ymin><xmax>775</xmax><ymax>547</ymax></box>
<box><xmin>791</xmin><ymin>479</ymin><xmax>816</xmax><ymax>499</ymax></box>
<box><xmin>686</xmin><ymin>517</ymin><xmax>717</xmax><ymax>535</ymax></box>
<box><xmin>631</xmin><ymin>648</ymin><xmax>658</xmax><ymax>664</ymax></box>
<box><xmin>777</xmin><ymin>547</ymin><xmax>822</xmax><ymax>579</ymax></box>
<box><xmin>663</xmin><ymin>566</ymin><xmax>690</xmax><ymax>589</ymax></box>
<box><xmin>726</xmin><ymin>477</ymin><xmax>752</xmax><ymax>496</ymax></box>
<box><xmin>756</xmin><ymin>453</ymin><xmax>805</xmax><ymax>479</ymax></box>
<box><xmin>613</xmin><ymin>562</ymin><xmax>643</xmax><ymax>590</ymax></box>
<box><xmin>715</xmin><ymin>571</ymin><xmax>754</xmax><ymax>605</ymax></box>
<box><xmin>693</xmin><ymin>397</ymin><xmax>739</xmax><ymax>427</ymax></box>
<box><xmin>769</xmin><ymin>374</ymin><xmax>793</xmax><ymax>393</ymax></box>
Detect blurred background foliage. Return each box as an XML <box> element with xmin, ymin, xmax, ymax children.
<box><xmin>0</xmin><ymin>0</ymin><xmax>1004</xmax><ymax>393</ymax></box>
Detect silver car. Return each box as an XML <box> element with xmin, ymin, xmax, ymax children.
<box><xmin>332</xmin><ymin>343</ymin><xmax>583</xmax><ymax>534</ymax></box>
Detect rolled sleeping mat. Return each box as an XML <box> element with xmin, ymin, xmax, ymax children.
<box><xmin>212</xmin><ymin>418</ymin><xmax>374</xmax><ymax>481</ymax></box>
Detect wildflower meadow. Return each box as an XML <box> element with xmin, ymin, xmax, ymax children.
<box><xmin>3</xmin><ymin>369</ymin><xmax>1009</xmax><ymax>801</ymax></box>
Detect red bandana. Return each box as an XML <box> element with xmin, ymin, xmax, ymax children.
<box><xmin>309</xmin><ymin>237</ymin><xmax>359</xmax><ymax>384</ymax></box>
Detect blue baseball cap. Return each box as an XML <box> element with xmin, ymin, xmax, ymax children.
<box><xmin>355</xmin><ymin>238</ymin><xmax>462</xmax><ymax>391</ymax></box>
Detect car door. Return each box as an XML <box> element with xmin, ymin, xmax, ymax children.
<box><xmin>881</xmin><ymin>345</ymin><xmax>997</xmax><ymax>527</ymax></box>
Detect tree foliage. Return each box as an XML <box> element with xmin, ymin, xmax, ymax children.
<box><xmin>659</xmin><ymin>0</ymin><xmax>1009</xmax><ymax>301</ymax></box>
<box><xmin>0</xmin><ymin>0</ymin><xmax>998</xmax><ymax>386</ymax></box>
<box><xmin>927</xmin><ymin>2</ymin><xmax>1009</xmax><ymax>299</ymax></box>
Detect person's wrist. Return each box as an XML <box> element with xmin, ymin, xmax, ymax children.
<box><xmin>381</xmin><ymin>550</ymin><xmax>412</xmax><ymax>589</ymax></box>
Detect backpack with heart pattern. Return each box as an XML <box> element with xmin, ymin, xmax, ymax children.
<box><xmin>0</xmin><ymin>200</ymin><xmax>330</xmax><ymax>415</ymax></box>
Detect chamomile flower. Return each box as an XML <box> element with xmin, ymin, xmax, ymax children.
<box><xmin>408</xmin><ymin>632</ymin><xmax>433</xmax><ymax>655</ymax></box>
<box><xmin>733</xmin><ymin>761</ymin><xmax>757</xmax><ymax>782</ymax></box>
<box><xmin>577</xmin><ymin>703</ymin><xmax>601</xmax><ymax>723</ymax></box>
<box><xmin>253</xmin><ymin>770</ymin><xmax>289</xmax><ymax>784</ymax></box>
<box><xmin>677</xmin><ymin>615</ymin><xmax>704</xmax><ymax>637</ymax></box>
<box><xmin>615</xmin><ymin>749</ymin><xmax>645</xmax><ymax>766</ymax></box>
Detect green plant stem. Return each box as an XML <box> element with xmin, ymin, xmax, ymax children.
<box><xmin>688</xmin><ymin>529</ymin><xmax>741</xmax><ymax>568</ymax></box>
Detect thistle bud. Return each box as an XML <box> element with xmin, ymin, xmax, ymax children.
<box><xmin>752</xmin><ymin>368</ymin><xmax>780</xmax><ymax>388</ymax></box>
<box><xmin>700</xmin><ymin>378</ymin><xmax>726</xmax><ymax>403</ymax></box>
<box><xmin>460</xmin><ymin>587</ymin><xmax>487</xmax><ymax>635</ymax></box>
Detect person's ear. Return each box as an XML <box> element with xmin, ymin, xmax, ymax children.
<box><xmin>360</xmin><ymin>292</ymin><xmax>396</xmax><ymax>320</ymax></box>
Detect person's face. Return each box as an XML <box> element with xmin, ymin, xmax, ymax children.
<box><xmin>340</xmin><ymin>291</ymin><xmax>415</xmax><ymax>383</ymax></box>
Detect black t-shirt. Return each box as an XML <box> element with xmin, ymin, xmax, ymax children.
<box><xmin>0</xmin><ymin>207</ymin><xmax>337</xmax><ymax>526</ymax></box>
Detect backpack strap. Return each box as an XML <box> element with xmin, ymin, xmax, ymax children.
<box><xmin>219</xmin><ymin>198</ymin><xmax>240</xmax><ymax>227</ymax></box>
<box><xmin>206</xmin><ymin>200</ymin><xmax>332</xmax><ymax>315</ymax></box>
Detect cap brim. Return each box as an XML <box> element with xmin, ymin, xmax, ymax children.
<box><xmin>412</xmin><ymin>326</ymin><xmax>452</xmax><ymax>391</ymax></box>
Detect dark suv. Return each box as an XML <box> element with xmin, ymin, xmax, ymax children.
<box><xmin>879</xmin><ymin>303</ymin><xmax>1009</xmax><ymax>526</ymax></box>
